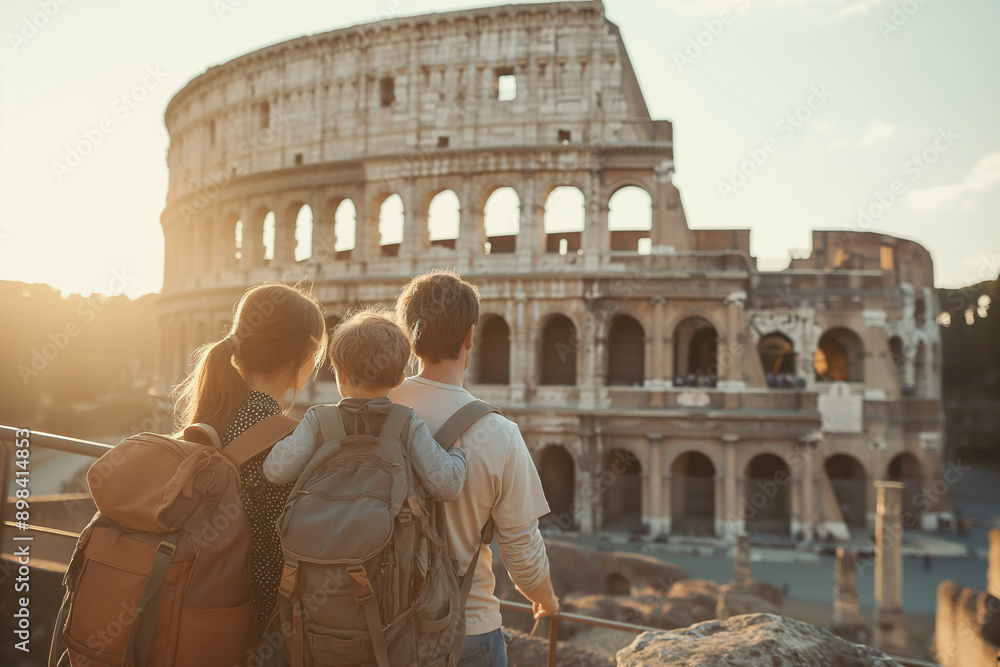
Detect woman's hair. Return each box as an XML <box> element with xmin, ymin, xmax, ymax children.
<box><xmin>173</xmin><ymin>280</ymin><xmax>327</xmax><ymax>438</ymax></box>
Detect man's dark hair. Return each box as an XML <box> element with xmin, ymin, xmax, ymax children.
<box><xmin>395</xmin><ymin>270</ymin><xmax>481</xmax><ymax>363</ymax></box>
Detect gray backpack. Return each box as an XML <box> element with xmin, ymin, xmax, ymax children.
<box><xmin>268</xmin><ymin>400</ymin><xmax>499</xmax><ymax>667</ymax></box>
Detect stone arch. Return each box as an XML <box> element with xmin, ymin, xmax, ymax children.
<box><xmin>888</xmin><ymin>452</ymin><xmax>922</xmax><ymax>529</ymax></box>
<box><xmin>539</xmin><ymin>314</ymin><xmax>577</xmax><ymax>386</ymax></box>
<box><xmin>601</xmin><ymin>447</ymin><xmax>642</xmax><ymax>531</ymax></box>
<box><xmin>825</xmin><ymin>454</ymin><xmax>867</xmax><ymax>531</ymax></box>
<box><xmin>543</xmin><ymin>185</ymin><xmax>585</xmax><ymax>255</ymax></box>
<box><xmin>377</xmin><ymin>193</ymin><xmax>404</xmax><ymax>257</ymax></box>
<box><xmin>759</xmin><ymin>332</ymin><xmax>797</xmax><ymax>388</ymax></box>
<box><xmin>674</xmin><ymin>316</ymin><xmax>719</xmax><ymax>387</ymax></box>
<box><xmin>815</xmin><ymin>327</ymin><xmax>864</xmax><ymax>382</ymax></box>
<box><xmin>477</xmin><ymin>314</ymin><xmax>510</xmax><ymax>384</ymax></box>
<box><xmin>330</xmin><ymin>198</ymin><xmax>357</xmax><ymax>258</ymax></box>
<box><xmin>606</xmin><ymin>315</ymin><xmax>645</xmax><ymax>386</ymax></box>
<box><xmin>744</xmin><ymin>454</ymin><xmax>791</xmax><ymax>536</ymax></box>
<box><xmin>671</xmin><ymin>451</ymin><xmax>716</xmax><ymax>536</ymax></box>
<box><xmin>483</xmin><ymin>186</ymin><xmax>519</xmax><ymax>254</ymax></box>
<box><xmin>293</xmin><ymin>203</ymin><xmax>314</xmax><ymax>261</ymax></box>
<box><xmin>262</xmin><ymin>210</ymin><xmax>276</xmax><ymax>261</ymax></box>
<box><xmin>608</xmin><ymin>185</ymin><xmax>653</xmax><ymax>253</ymax></box>
<box><xmin>427</xmin><ymin>189</ymin><xmax>461</xmax><ymax>249</ymax></box>
<box><xmin>538</xmin><ymin>445</ymin><xmax>575</xmax><ymax>531</ymax></box>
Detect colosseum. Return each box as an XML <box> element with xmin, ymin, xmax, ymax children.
<box><xmin>157</xmin><ymin>0</ymin><xmax>948</xmax><ymax>541</ymax></box>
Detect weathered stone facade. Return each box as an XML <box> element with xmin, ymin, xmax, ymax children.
<box><xmin>157</xmin><ymin>1</ymin><xmax>948</xmax><ymax>540</ymax></box>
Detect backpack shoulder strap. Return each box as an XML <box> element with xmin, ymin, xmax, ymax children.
<box><xmin>432</xmin><ymin>400</ymin><xmax>502</xmax><ymax>450</ymax></box>
<box><xmin>381</xmin><ymin>404</ymin><xmax>412</xmax><ymax>442</ymax></box>
<box><xmin>318</xmin><ymin>405</ymin><xmax>346</xmax><ymax>443</ymax></box>
<box><xmin>222</xmin><ymin>414</ymin><xmax>299</xmax><ymax>469</ymax></box>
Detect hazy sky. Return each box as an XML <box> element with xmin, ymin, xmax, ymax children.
<box><xmin>1</xmin><ymin>0</ymin><xmax>998</xmax><ymax>297</ymax></box>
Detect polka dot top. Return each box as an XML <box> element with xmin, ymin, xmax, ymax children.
<box><xmin>221</xmin><ymin>390</ymin><xmax>294</xmax><ymax>637</ymax></box>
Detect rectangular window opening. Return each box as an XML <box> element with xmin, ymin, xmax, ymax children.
<box><xmin>438</xmin><ymin>136</ymin><xmax>450</xmax><ymax>148</ymax></box>
<box><xmin>294</xmin><ymin>153</ymin><xmax>303</xmax><ymax>166</ymax></box>
<box><xmin>380</xmin><ymin>77</ymin><xmax>396</xmax><ymax>108</ymax></box>
<box><xmin>881</xmin><ymin>245</ymin><xmax>894</xmax><ymax>271</ymax></box>
<box><xmin>496</xmin><ymin>67</ymin><xmax>516</xmax><ymax>101</ymax></box>
<box><xmin>558</xmin><ymin>129</ymin><xmax>571</xmax><ymax>145</ymax></box>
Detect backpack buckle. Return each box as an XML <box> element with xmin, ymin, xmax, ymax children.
<box><xmin>347</xmin><ymin>565</ymin><xmax>374</xmax><ymax>602</ymax></box>
<box><xmin>278</xmin><ymin>562</ymin><xmax>298</xmax><ymax>598</ymax></box>
<box><xmin>398</xmin><ymin>507</ymin><xmax>412</xmax><ymax>527</ymax></box>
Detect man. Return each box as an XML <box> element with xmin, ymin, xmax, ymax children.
<box><xmin>390</xmin><ymin>270</ymin><xmax>559</xmax><ymax>666</ymax></box>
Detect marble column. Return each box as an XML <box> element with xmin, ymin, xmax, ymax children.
<box><xmin>874</xmin><ymin>481</ymin><xmax>907</xmax><ymax>656</ymax></box>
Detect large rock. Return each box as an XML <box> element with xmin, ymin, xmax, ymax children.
<box><xmin>616</xmin><ymin>613</ymin><xmax>903</xmax><ymax>667</ymax></box>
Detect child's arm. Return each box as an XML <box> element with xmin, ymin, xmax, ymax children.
<box><xmin>262</xmin><ymin>408</ymin><xmax>322</xmax><ymax>484</ymax></box>
<box><xmin>405</xmin><ymin>414</ymin><xmax>467</xmax><ymax>502</ymax></box>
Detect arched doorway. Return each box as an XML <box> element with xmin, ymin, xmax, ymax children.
<box><xmin>674</xmin><ymin>317</ymin><xmax>718</xmax><ymax>387</ymax></box>
<box><xmin>815</xmin><ymin>328</ymin><xmax>864</xmax><ymax>382</ymax></box>
<box><xmin>888</xmin><ymin>453</ymin><xmax>922</xmax><ymax>529</ymax></box>
<box><xmin>539</xmin><ymin>446</ymin><xmax>575</xmax><ymax>531</ymax></box>
<box><xmin>477</xmin><ymin>316</ymin><xmax>510</xmax><ymax>384</ymax></box>
<box><xmin>825</xmin><ymin>454</ymin><xmax>867</xmax><ymax>531</ymax></box>
<box><xmin>745</xmin><ymin>454</ymin><xmax>791</xmax><ymax>536</ymax></box>
<box><xmin>759</xmin><ymin>333</ymin><xmax>797</xmax><ymax>388</ymax></box>
<box><xmin>601</xmin><ymin>448</ymin><xmax>642</xmax><ymax>531</ymax></box>
<box><xmin>606</xmin><ymin>316</ymin><xmax>644</xmax><ymax>386</ymax></box>
<box><xmin>540</xmin><ymin>315</ymin><xmax>577</xmax><ymax>385</ymax></box>
<box><xmin>671</xmin><ymin>452</ymin><xmax>715</xmax><ymax>536</ymax></box>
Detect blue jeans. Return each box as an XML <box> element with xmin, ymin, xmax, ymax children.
<box><xmin>458</xmin><ymin>628</ymin><xmax>508</xmax><ymax>667</ymax></box>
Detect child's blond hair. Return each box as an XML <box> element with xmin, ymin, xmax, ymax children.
<box><xmin>328</xmin><ymin>306</ymin><xmax>412</xmax><ymax>389</ymax></box>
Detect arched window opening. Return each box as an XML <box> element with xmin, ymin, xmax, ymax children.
<box><xmin>428</xmin><ymin>190</ymin><xmax>461</xmax><ymax>249</ymax></box>
<box><xmin>379</xmin><ymin>194</ymin><xmax>404</xmax><ymax>257</ymax></box>
<box><xmin>262</xmin><ymin>211</ymin><xmax>276</xmax><ymax>261</ymax></box>
<box><xmin>671</xmin><ymin>452</ymin><xmax>715</xmax><ymax>536</ymax></box>
<box><xmin>294</xmin><ymin>204</ymin><xmax>313</xmax><ymax>262</ymax></box>
<box><xmin>234</xmin><ymin>219</ymin><xmax>244</xmax><ymax>262</ymax></box>
<box><xmin>483</xmin><ymin>187</ymin><xmax>519</xmax><ymax>254</ymax></box>
<box><xmin>888</xmin><ymin>453</ymin><xmax>923</xmax><ymax>529</ymax></box>
<box><xmin>540</xmin><ymin>316</ymin><xmax>577</xmax><ymax>386</ymax></box>
<box><xmin>606</xmin><ymin>316</ymin><xmax>644</xmax><ymax>386</ymax></box>
<box><xmin>673</xmin><ymin>317</ymin><xmax>718</xmax><ymax>387</ymax></box>
<box><xmin>745</xmin><ymin>454</ymin><xmax>791</xmax><ymax>537</ymax></box>
<box><xmin>825</xmin><ymin>455</ymin><xmax>866</xmax><ymax>531</ymax></box>
<box><xmin>759</xmin><ymin>333</ymin><xmax>801</xmax><ymax>388</ymax></box>
<box><xmin>539</xmin><ymin>446</ymin><xmax>575</xmax><ymax>531</ymax></box>
<box><xmin>543</xmin><ymin>186</ymin><xmax>585</xmax><ymax>255</ymax></box>
<box><xmin>608</xmin><ymin>186</ymin><xmax>653</xmax><ymax>253</ymax></box>
<box><xmin>601</xmin><ymin>448</ymin><xmax>642</xmax><ymax>531</ymax></box>
<box><xmin>477</xmin><ymin>317</ymin><xmax>510</xmax><ymax>384</ymax></box>
<box><xmin>334</xmin><ymin>199</ymin><xmax>357</xmax><ymax>259</ymax></box>
<box><xmin>815</xmin><ymin>328</ymin><xmax>864</xmax><ymax>382</ymax></box>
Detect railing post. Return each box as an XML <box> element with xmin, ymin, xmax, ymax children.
<box><xmin>547</xmin><ymin>615</ymin><xmax>559</xmax><ymax>667</ymax></box>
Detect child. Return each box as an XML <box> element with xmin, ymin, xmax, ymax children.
<box><xmin>263</xmin><ymin>307</ymin><xmax>467</xmax><ymax>501</ymax></box>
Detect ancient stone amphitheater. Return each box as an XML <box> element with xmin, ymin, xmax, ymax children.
<box><xmin>158</xmin><ymin>0</ymin><xmax>947</xmax><ymax>540</ymax></box>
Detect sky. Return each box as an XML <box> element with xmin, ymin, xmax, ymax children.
<box><xmin>1</xmin><ymin>0</ymin><xmax>998</xmax><ymax>298</ymax></box>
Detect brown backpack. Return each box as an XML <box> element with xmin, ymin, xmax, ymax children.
<box><xmin>267</xmin><ymin>400</ymin><xmax>500</xmax><ymax>667</ymax></box>
<box><xmin>48</xmin><ymin>414</ymin><xmax>298</xmax><ymax>667</ymax></box>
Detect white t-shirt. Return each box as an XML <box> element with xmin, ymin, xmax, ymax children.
<box><xmin>389</xmin><ymin>376</ymin><xmax>551</xmax><ymax>635</ymax></box>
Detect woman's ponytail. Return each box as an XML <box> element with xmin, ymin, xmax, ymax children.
<box><xmin>173</xmin><ymin>334</ymin><xmax>249</xmax><ymax>440</ymax></box>
<box><xmin>172</xmin><ymin>281</ymin><xmax>327</xmax><ymax>441</ymax></box>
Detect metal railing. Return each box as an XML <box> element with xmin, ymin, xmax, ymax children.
<box><xmin>1</xmin><ymin>425</ymin><xmax>943</xmax><ymax>667</ymax></box>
